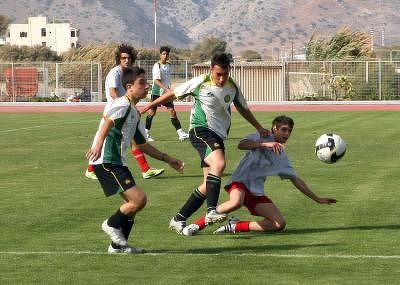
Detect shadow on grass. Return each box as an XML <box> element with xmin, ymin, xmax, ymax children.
<box><xmin>147</xmin><ymin>242</ymin><xmax>337</xmax><ymax>255</ymax></box>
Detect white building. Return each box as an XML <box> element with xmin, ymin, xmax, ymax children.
<box><xmin>5</xmin><ymin>16</ymin><xmax>79</xmax><ymax>54</ymax></box>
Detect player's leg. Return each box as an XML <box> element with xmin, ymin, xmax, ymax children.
<box><xmin>145</xmin><ymin>106</ymin><xmax>157</xmax><ymax>142</ymax></box>
<box><xmin>250</xmin><ymin>202</ymin><xmax>286</xmax><ymax>232</ymax></box>
<box><xmin>169</xmin><ymin>168</ymin><xmax>208</xmax><ymax>234</ymax></box>
<box><xmin>131</xmin><ymin>142</ymin><xmax>164</xmax><ymax>179</ymax></box>
<box><xmin>166</xmin><ymin>104</ymin><xmax>188</xmax><ymax>141</ymax></box>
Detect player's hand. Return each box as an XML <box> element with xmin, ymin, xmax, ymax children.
<box><xmin>166</xmin><ymin>156</ymin><xmax>184</xmax><ymax>174</ymax></box>
<box><xmin>86</xmin><ymin>147</ymin><xmax>101</xmax><ymax>162</ymax></box>
<box><xmin>262</xmin><ymin>141</ymin><xmax>284</xmax><ymax>154</ymax></box>
<box><xmin>317</xmin><ymin>197</ymin><xmax>337</xmax><ymax>204</ymax></box>
<box><xmin>258</xmin><ymin>127</ymin><xmax>270</xmax><ymax>137</ymax></box>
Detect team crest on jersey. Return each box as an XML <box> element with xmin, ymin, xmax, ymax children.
<box><xmin>224</xmin><ymin>95</ymin><xmax>230</xmax><ymax>103</ymax></box>
<box><xmin>125</xmin><ymin>178</ymin><xmax>132</xmax><ymax>185</ymax></box>
<box><xmin>214</xmin><ymin>142</ymin><xmax>221</xmax><ymax>148</ymax></box>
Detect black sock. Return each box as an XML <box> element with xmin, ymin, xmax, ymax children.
<box><xmin>206</xmin><ymin>174</ymin><xmax>221</xmax><ymax>211</ymax></box>
<box><xmin>107</xmin><ymin>209</ymin><xmax>130</xmax><ymax>229</ymax></box>
<box><xmin>171</xmin><ymin>117</ymin><xmax>182</xmax><ymax>130</ymax></box>
<box><xmin>122</xmin><ymin>218</ymin><xmax>134</xmax><ymax>240</ymax></box>
<box><xmin>175</xmin><ymin>188</ymin><xmax>206</xmax><ymax>221</ymax></box>
<box><xmin>145</xmin><ymin>114</ymin><xmax>154</xmax><ymax>130</ymax></box>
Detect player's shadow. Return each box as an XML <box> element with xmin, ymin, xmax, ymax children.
<box><xmin>149</xmin><ymin>242</ymin><xmax>337</xmax><ymax>255</ymax></box>
<box><xmin>279</xmin><ymin>224</ymin><xmax>400</xmax><ymax>235</ymax></box>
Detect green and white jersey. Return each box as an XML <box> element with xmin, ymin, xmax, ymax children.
<box><xmin>89</xmin><ymin>96</ymin><xmax>147</xmax><ymax>166</ymax></box>
<box><xmin>151</xmin><ymin>61</ymin><xmax>171</xmax><ymax>95</ymax></box>
<box><xmin>174</xmin><ymin>73</ymin><xmax>248</xmax><ymax>140</ymax></box>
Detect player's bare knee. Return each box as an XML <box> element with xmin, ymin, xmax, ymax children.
<box><xmin>273</xmin><ymin>220</ymin><xmax>286</xmax><ymax>232</ymax></box>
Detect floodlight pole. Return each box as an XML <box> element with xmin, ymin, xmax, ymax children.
<box><xmin>154</xmin><ymin>0</ymin><xmax>157</xmax><ymax>52</ymax></box>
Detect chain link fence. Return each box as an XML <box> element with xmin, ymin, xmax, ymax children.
<box><xmin>1</xmin><ymin>60</ymin><xmax>399</xmax><ymax>102</ymax></box>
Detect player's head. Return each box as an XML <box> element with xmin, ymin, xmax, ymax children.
<box><xmin>115</xmin><ymin>44</ymin><xmax>137</xmax><ymax>67</ymax></box>
<box><xmin>159</xmin><ymin>46</ymin><xmax>170</xmax><ymax>62</ymax></box>
<box><xmin>210</xmin><ymin>52</ymin><xmax>232</xmax><ymax>87</ymax></box>
<box><xmin>271</xmin><ymin>115</ymin><xmax>294</xmax><ymax>143</ymax></box>
<box><xmin>122</xmin><ymin>67</ymin><xmax>149</xmax><ymax>100</ymax></box>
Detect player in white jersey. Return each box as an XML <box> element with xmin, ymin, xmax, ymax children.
<box><xmin>181</xmin><ymin>115</ymin><xmax>337</xmax><ymax>236</ymax></box>
<box><xmin>144</xmin><ymin>46</ymin><xmax>189</xmax><ymax>142</ymax></box>
<box><xmin>85</xmin><ymin>44</ymin><xmax>165</xmax><ymax>180</ymax></box>
<box><xmin>141</xmin><ymin>52</ymin><xmax>269</xmax><ymax>234</ymax></box>
<box><xmin>86</xmin><ymin>67</ymin><xmax>184</xmax><ymax>253</ymax></box>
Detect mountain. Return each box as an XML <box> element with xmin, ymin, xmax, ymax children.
<box><xmin>1</xmin><ymin>0</ymin><xmax>399</xmax><ymax>57</ymax></box>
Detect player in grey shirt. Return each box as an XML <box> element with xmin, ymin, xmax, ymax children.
<box><xmin>182</xmin><ymin>115</ymin><xmax>337</xmax><ymax>236</ymax></box>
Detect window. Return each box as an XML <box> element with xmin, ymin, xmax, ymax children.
<box><xmin>71</xmin><ymin>43</ymin><xmax>75</xmax><ymax>48</ymax></box>
<box><xmin>20</xmin><ymin>32</ymin><xmax>28</xmax><ymax>37</ymax></box>
<box><xmin>41</xmin><ymin>28</ymin><xmax>46</xmax><ymax>37</ymax></box>
<box><xmin>42</xmin><ymin>42</ymin><xmax>46</xmax><ymax>46</ymax></box>
<box><xmin>71</xmin><ymin>30</ymin><xmax>75</xmax><ymax>37</ymax></box>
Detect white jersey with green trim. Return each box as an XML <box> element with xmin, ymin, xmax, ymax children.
<box><xmin>174</xmin><ymin>73</ymin><xmax>248</xmax><ymax>140</ymax></box>
<box><xmin>89</xmin><ymin>96</ymin><xmax>147</xmax><ymax>166</ymax></box>
<box><xmin>151</xmin><ymin>61</ymin><xmax>171</xmax><ymax>95</ymax></box>
<box><xmin>226</xmin><ymin>133</ymin><xmax>297</xmax><ymax>196</ymax></box>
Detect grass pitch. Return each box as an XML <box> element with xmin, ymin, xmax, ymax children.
<box><xmin>0</xmin><ymin>110</ymin><xmax>399</xmax><ymax>284</ymax></box>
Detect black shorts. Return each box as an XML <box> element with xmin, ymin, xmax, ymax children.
<box><xmin>151</xmin><ymin>94</ymin><xmax>174</xmax><ymax>108</ymax></box>
<box><xmin>93</xmin><ymin>164</ymin><xmax>136</xmax><ymax>197</ymax></box>
<box><xmin>189</xmin><ymin>127</ymin><xmax>225</xmax><ymax>168</ymax></box>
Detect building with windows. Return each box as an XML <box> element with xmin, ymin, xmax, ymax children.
<box><xmin>5</xmin><ymin>15</ymin><xmax>79</xmax><ymax>54</ymax></box>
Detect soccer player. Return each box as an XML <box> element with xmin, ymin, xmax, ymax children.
<box><xmin>86</xmin><ymin>66</ymin><xmax>184</xmax><ymax>253</ymax></box>
<box><xmin>85</xmin><ymin>44</ymin><xmax>165</xmax><ymax>180</ymax></box>
<box><xmin>181</xmin><ymin>115</ymin><xmax>337</xmax><ymax>236</ymax></box>
<box><xmin>140</xmin><ymin>52</ymin><xmax>269</xmax><ymax>234</ymax></box>
<box><xmin>144</xmin><ymin>46</ymin><xmax>189</xmax><ymax>142</ymax></box>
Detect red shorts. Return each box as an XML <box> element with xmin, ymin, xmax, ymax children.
<box><xmin>224</xmin><ymin>182</ymin><xmax>273</xmax><ymax>216</ymax></box>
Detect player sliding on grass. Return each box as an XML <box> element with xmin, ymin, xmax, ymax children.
<box><xmin>86</xmin><ymin>67</ymin><xmax>184</xmax><ymax>253</ymax></box>
<box><xmin>181</xmin><ymin>115</ymin><xmax>337</xmax><ymax>236</ymax></box>
<box><xmin>141</xmin><ymin>52</ymin><xmax>269</xmax><ymax>234</ymax></box>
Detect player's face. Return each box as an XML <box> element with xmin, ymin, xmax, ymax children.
<box><xmin>160</xmin><ymin>51</ymin><xmax>169</xmax><ymax>63</ymax></box>
<box><xmin>273</xmin><ymin>124</ymin><xmax>292</xmax><ymax>143</ymax></box>
<box><xmin>119</xmin><ymin>53</ymin><xmax>133</xmax><ymax>68</ymax></box>
<box><xmin>126</xmin><ymin>74</ymin><xmax>150</xmax><ymax>100</ymax></box>
<box><xmin>210</xmin><ymin>64</ymin><xmax>230</xmax><ymax>87</ymax></box>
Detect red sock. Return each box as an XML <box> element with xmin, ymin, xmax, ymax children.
<box><xmin>235</xmin><ymin>221</ymin><xmax>250</xmax><ymax>232</ymax></box>
<box><xmin>194</xmin><ymin>216</ymin><xmax>207</xmax><ymax>230</ymax></box>
<box><xmin>87</xmin><ymin>164</ymin><xmax>95</xmax><ymax>172</ymax></box>
<box><xmin>132</xmin><ymin>148</ymin><xmax>150</xmax><ymax>172</ymax></box>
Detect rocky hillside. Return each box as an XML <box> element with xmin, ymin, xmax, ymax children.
<box><xmin>0</xmin><ymin>0</ymin><xmax>398</xmax><ymax>56</ymax></box>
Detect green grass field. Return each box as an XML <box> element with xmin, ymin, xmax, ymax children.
<box><xmin>0</xmin><ymin>111</ymin><xmax>399</xmax><ymax>284</ymax></box>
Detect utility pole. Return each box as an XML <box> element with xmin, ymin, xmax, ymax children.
<box><xmin>154</xmin><ymin>0</ymin><xmax>157</xmax><ymax>52</ymax></box>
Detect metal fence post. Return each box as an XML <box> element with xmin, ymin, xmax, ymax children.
<box><xmin>378</xmin><ymin>59</ymin><xmax>382</xmax><ymax>100</ymax></box>
<box><xmin>55</xmin><ymin>62</ymin><xmax>59</xmax><ymax>97</ymax></box>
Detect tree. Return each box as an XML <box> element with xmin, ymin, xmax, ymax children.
<box><xmin>0</xmin><ymin>44</ymin><xmax>60</xmax><ymax>61</ymax></box>
<box><xmin>240</xmin><ymin>49</ymin><xmax>262</xmax><ymax>61</ymax></box>
<box><xmin>0</xmin><ymin>15</ymin><xmax>10</xmax><ymax>36</ymax></box>
<box><xmin>190</xmin><ymin>37</ymin><xmax>227</xmax><ymax>63</ymax></box>
<box><xmin>306</xmin><ymin>26</ymin><xmax>374</xmax><ymax>60</ymax></box>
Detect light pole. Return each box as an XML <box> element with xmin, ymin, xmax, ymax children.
<box><xmin>154</xmin><ymin>0</ymin><xmax>157</xmax><ymax>52</ymax></box>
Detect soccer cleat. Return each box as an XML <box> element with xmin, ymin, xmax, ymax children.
<box><xmin>142</xmin><ymin>168</ymin><xmax>164</xmax><ymax>179</ymax></box>
<box><xmin>213</xmin><ymin>217</ymin><xmax>241</xmax><ymax>234</ymax></box>
<box><xmin>85</xmin><ymin>169</ymin><xmax>98</xmax><ymax>180</ymax></box>
<box><xmin>107</xmin><ymin>244</ymin><xmax>145</xmax><ymax>254</ymax></box>
<box><xmin>101</xmin><ymin>219</ymin><xmax>127</xmax><ymax>246</ymax></box>
<box><xmin>205</xmin><ymin>209</ymin><xmax>227</xmax><ymax>225</ymax></box>
<box><xmin>146</xmin><ymin>130</ymin><xmax>155</xmax><ymax>142</ymax></box>
<box><xmin>169</xmin><ymin>217</ymin><xmax>186</xmax><ymax>234</ymax></box>
<box><xmin>177</xmin><ymin>129</ymin><xmax>189</xmax><ymax>142</ymax></box>
<box><xmin>182</xmin><ymin>224</ymin><xmax>200</xmax><ymax>236</ymax></box>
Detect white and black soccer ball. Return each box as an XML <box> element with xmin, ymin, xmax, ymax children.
<box><xmin>315</xmin><ymin>133</ymin><xmax>346</xmax><ymax>164</ymax></box>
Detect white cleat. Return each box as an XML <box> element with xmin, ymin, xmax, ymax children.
<box><xmin>177</xmin><ymin>130</ymin><xmax>189</xmax><ymax>142</ymax></box>
<box><xmin>101</xmin><ymin>219</ymin><xmax>127</xmax><ymax>246</ymax></box>
<box><xmin>169</xmin><ymin>217</ymin><xmax>186</xmax><ymax>234</ymax></box>
<box><xmin>213</xmin><ymin>217</ymin><xmax>241</xmax><ymax>234</ymax></box>
<box><xmin>205</xmin><ymin>209</ymin><xmax>227</xmax><ymax>225</ymax></box>
<box><xmin>182</xmin><ymin>224</ymin><xmax>200</xmax><ymax>236</ymax></box>
<box><xmin>107</xmin><ymin>244</ymin><xmax>145</xmax><ymax>254</ymax></box>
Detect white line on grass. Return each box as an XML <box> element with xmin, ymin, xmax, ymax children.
<box><xmin>0</xmin><ymin>120</ymin><xmax>98</xmax><ymax>133</ymax></box>
<box><xmin>1</xmin><ymin>251</ymin><xmax>400</xmax><ymax>259</ymax></box>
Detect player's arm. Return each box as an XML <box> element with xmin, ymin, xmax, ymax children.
<box><xmin>139</xmin><ymin>143</ymin><xmax>184</xmax><ymax>173</ymax></box>
<box><xmin>85</xmin><ymin>117</ymin><xmax>114</xmax><ymax>162</ymax></box>
<box><xmin>290</xmin><ymin>176</ymin><xmax>337</xmax><ymax>204</ymax></box>
<box><xmin>140</xmin><ymin>90</ymin><xmax>176</xmax><ymax>114</ymax></box>
<box><xmin>235</xmin><ymin>106</ymin><xmax>270</xmax><ymax>137</ymax></box>
<box><xmin>154</xmin><ymin>79</ymin><xmax>171</xmax><ymax>92</ymax></box>
<box><xmin>238</xmin><ymin>139</ymin><xmax>283</xmax><ymax>155</ymax></box>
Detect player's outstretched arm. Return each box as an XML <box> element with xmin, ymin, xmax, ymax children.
<box><xmin>235</xmin><ymin>106</ymin><xmax>270</xmax><ymax>137</ymax></box>
<box><xmin>290</xmin><ymin>176</ymin><xmax>337</xmax><ymax>204</ymax></box>
<box><xmin>140</xmin><ymin>90</ymin><xmax>176</xmax><ymax>114</ymax></box>
<box><xmin>139</xmin><ymin>143</ymin><xmax>184</xmax><ymax>173</ymax></box>
<box><xmin>238</xmin><ymin>139</ymin><xmax>284</xmax><ymax>154</ymax></box>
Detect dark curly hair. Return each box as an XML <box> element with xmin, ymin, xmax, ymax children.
<box><xmin>115</xmin><ymin>44</ymin><xmax>137</xmax><ymax>66</ymax></box>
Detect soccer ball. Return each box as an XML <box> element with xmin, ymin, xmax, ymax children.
<box><xmin>315</xmin><ymin>133</ymin><xmax>346</xmax><ymax>164</ymax></box>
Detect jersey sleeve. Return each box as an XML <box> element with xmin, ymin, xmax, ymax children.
<box><xmin>277</xmin><ymin>152</ymin><xmax>297</xmax><ymax>179</ymax></box>
<box><xmin>231</xmin><ymin>79</ymin><xmax>249</xmax><ymax>110</ymax></box>
<box><xmin>105</xmin><ymin>69</ymin><xmax>119</xmax><ymax>89</ymax></box>
<box><xmin>174</xmin><ymin>74</ymin><xmax>206</xmax><ymax>100</ymax></box>
<box><xmin>103</xmin><ymin>98</ymin><xmax>130</xmax><ymax>121</ymax></box>
<box><xmin>152</xmin><ymin>62</ymin><xmax>161</xmax><ymax>81</ymax></box>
